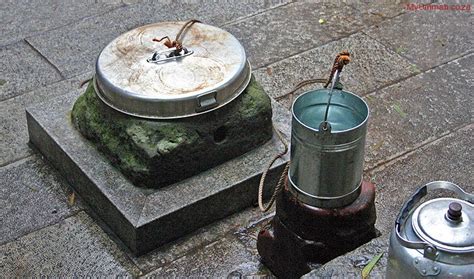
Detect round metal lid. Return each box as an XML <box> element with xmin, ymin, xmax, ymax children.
<box><xmin>412</xmin><ymin>198</ymin><xmax>474</xmax><ymax>253</ymax></box>
<box><xmin>94</xmin><ymin>21</ymin><xmax>251</xmax><ymax>119</ymax></box>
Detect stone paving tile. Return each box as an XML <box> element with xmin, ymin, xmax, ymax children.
<box><xmin>224</xmin><ymin>1</ymin><xmax>387</xmax><ymax>69</ymax></box>
<box><xmin>0</xmin><ymin>211</ymin><xmax>141</xmax><ymax>277</ymax></box>
<box><xmin>0</xmin><ymin>72</ymin><xmax>92</xmax><ymax>167</ymax></box>
<box><xmin>26</xmin><ymin>0</ymin><xmax>290</xmax><ymax>78</ymax></box>
<box><xmin>365</xmin><ymin>9</ymin><xmax>474</xmax><ymax>70</ymax></box>
<box><xmin>0</xmin><ymin>155</ymin><xmax>83</xmax><ymax>245</ymax></box>
<box><xmin>131</xmin><ymin>205</ymin><xmax>272</xmax><ymax>274</ymax></box>
<box><xmin>253</xmin><ymin>32</ymin><xmax>415</xmax><ymax>108</ymax></box>
<box><xmin>371</xmin><ymin>124</ymin><xmax>473</xmax><ymax>236</ymax></box>
<box><xmin>0</xmin><ymin>0</ymin><xmax>121</xmax><ymax>46</ymax></box>
<box><xmin>142</xmin><ymin>235</ymin><xmax>269</xmax><ymax>278</ymax></box>
<box><xmin>134</xmin><ymin>191</ymin><xmax>276</xmax><ymax>277</ymax></box>
<box><xmin>349</xmin><ymin>0</ymin><xmax>408</xmax><ymax>24</ymax></box>
<box><xmin>364</xmin><ymin>53</ymin><xmax>473</xmax><ymax>169</ymax></box>
<box><xmin>0</xmin><ymin>41</ymin><xmax>63</xmax><ymax>101</ymax></box>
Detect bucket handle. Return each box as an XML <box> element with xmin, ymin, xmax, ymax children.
<box><xmin>395</xmin><ymin>181</ymin><xmax>473</xmax><ymax>259</ymax></box>
<box><xmin>320</xmin><ymin>69</ymin><xmax>340</xmax><ymax>131</ymax></box>
<box><xmin>320</xmin><ymin>51</ymin><xmax>350</xmax><ymax>131</ymax></box>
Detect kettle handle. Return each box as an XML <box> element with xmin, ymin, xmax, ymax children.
<box><xmin>395</xmin><ymin>181</ymin><xmax>473</xmax><ymax>259</ymax></box>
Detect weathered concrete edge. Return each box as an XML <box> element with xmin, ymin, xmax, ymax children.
<box><xmin>136</xmin><ymin>155</ymin><xmax>288</xmax><ymax>255</ymax></box>
<box><xmin>26</xmin><ymin>109</ymin><xmax>140</xmax><ymax>251</ymax></box>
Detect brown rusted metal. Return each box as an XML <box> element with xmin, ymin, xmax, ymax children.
<box><xmin>257</xmin><ymin>179</ymin><xmax>377</xmax><ymax>278</ymax></box>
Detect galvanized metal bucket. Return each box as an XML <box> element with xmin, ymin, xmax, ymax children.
<box><xmin>288</xmin><ymin>88</ymin><xmax>369</xmax><ymax>208</ymax></box>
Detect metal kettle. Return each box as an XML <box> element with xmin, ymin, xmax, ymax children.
<box><xmin>386</xmin><ymin>181</ymin><xmax>474</xmax><ymax>278</ymax></box>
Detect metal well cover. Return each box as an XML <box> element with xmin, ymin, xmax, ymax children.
<box><xmin>412</xmin><ymin>198</ymin><xmax>474</xmax><ymax>253</ymax></box>
<box><xmin>94</xmin><ymin>22</ymin><xmax>250</xmax><ymax>119</ymax></box>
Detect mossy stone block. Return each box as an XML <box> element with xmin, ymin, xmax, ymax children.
<box><xmin>71</xmin><ymin>76</ymin><xmax>273</xmax><ymax>188</ymax></box>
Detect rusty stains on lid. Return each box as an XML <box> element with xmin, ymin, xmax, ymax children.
<box><xmin>94</xmin><ymin>21</ymin><xmax>250</xmax><ymax>119</ymax></box>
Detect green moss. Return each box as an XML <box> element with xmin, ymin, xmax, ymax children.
<box><xmin>72</xmin><ymin>82</ymin><xmax>149</xmax><ymax>175</ymax></box>
<box><xmin>239</xmin><ymin>76</ymin><xmax>272</xmax><ymax>116</ymax></box>
<box><xmin>155</xmin><ymin>125</ymin><xmax>199</xmax><ymax>154</ymax></box>
<box><xmin>125</xmin><ymin>124</ymin><xmax>158</xmax><ymax>157</ymax></box>
<box><xmin>125</xmin><ymin>123</ymin><xmax>199</xmax><ymax>157</ymax></box>
<box><xmin>71</xmin><ymin>76</ymin><xmax>272</xmax><ymax>188</ymax></box>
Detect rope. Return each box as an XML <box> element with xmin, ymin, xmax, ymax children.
<box><xmin>323</xmin><ymin>50</ymin><xmax>351</xmax><ymax>88</ymax></box>
<box><xmin>153</xmin><ymin>19</ymin><xmax>201</xmax><ymax>53</ymax></box>
<box><xmin>175</xmin><ymin>19</ymin><xmax>201</xmax><ymax>43</ymax></box>
<box><xmin>79</xmin><ymin>77</ymin><xmax>92</xmax><ymax>88</ymax></box>
<box><xmin>258</xmin><ymin>125</ymin><xmax>290</xmax><ymax>212</ymax></box>
<box><xmin>274</xmin><ymin>78</ymin><xmax>327</xmax><ymax>102</ymax></box>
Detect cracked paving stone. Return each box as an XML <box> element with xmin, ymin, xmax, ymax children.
<box><xmin>364</xmin><ymin>53</ymin><xmax>473</xmax><ymax>170</ymax></box>
<box><xmin>0</xmin><ymin>41</ymin><xmax>63</xmax><ymax>101</ymax></box>
<box><xmin>0</xmin><ymin>211</ymin><xmax>141</xmax><ymax>277</ymax></box>
<box><xmin>0</xmin><ymin>72</ymin><xmax>92</xmax><ymax>167</ymax></box>
<box><xmin>224</xmin><ymin>1</ymin><xmax>386</xmax><ymax>69</ymax></box>
<box><xmin>0</xmin><ymin>0</ymin><xmax>121</xmax><ymax>46</ymax></box>
<box><xmin>253</xmin><ymin>32</ymin><xmax>415</xmax><ymax>108</ymax></box>
<box><xmin>25</xmin><ymin>0</ymin><xmax>290</xmax><ymax>78</ymax></box>
<box><xmin>0</xmin><ymin>155</ymin><xmax>83</xmax><ymax>244</ymax></box>
<box><xmin>365</xmin><ymin>9</ymin><xmax>474</xmax><ymax>70</ymax></box>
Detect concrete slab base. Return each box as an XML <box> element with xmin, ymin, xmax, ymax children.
<box><xmin>26</xmin><ymin>91</ymin><xmax>290</xmax><ymax>255</ymax></box>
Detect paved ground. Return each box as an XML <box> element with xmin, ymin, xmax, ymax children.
<box><xmin>1</xmin><ymin>0</ymin><xmax>472</xmax><ymax>278</ymax></box>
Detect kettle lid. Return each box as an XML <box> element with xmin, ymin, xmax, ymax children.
<box><xmin>412</xmin><ymin>198</ymin><xmax>474</xmax><ymax>253</ymax></box>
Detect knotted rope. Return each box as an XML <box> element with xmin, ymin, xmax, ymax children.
<box><xmin>152</xmin><ymin>19</ymin><xmax>201</xmax><ymax>55</ymax></box>
<box><xmin>323</xmin><ymin>50</ymin><xmax>351</xmax><ymax>88</ymax></box>
<box><xmin>258</xmin><ymin>126</ymin><xmax>290</xmax><ymax>212</ymax></box>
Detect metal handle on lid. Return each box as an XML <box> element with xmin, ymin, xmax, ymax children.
<box><xmin>395</xmin><ymin>181</ymin><xmax>474</xmax><ymax>259</ymax></box>
<box><xmin>195</xmin><ymin>91</ymin><xmax>218</xmax><ymax>113</ymax></box>
<box><xmin>147</xmin><ymin>47</ymin><xmax>194</xmax><ymax>64</ymax></box>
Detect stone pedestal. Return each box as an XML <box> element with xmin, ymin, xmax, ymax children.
<box><xmin>257</xmin><ymin>180</ymin><xmax>377</xmax><ymax>278</ymax></box>
<box><xmin>71</xmin><ymin>76</ymin><xmax>273</xmax><ymax>188</ymax></box>
<box><xmin>26</xmin><ymin>80</ymin><xmax>290</xmax><ymax>255</ymax></box>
